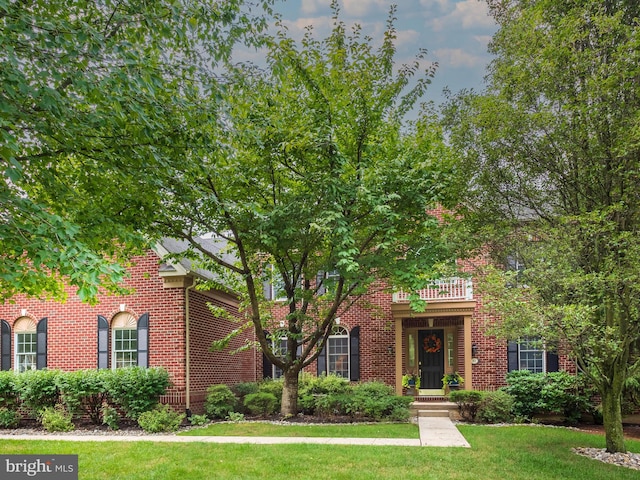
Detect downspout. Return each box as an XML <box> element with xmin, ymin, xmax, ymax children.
<box><xmin>185</xmin><ymin>280</ymin><xmax>196</xmax><ymax>415</ymax></box>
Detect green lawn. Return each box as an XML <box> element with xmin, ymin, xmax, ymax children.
<box><xmin>0</xmin><ymin>426</ymin><xmax>638</xmax><ymax>479</ymax></box>
<box><xmin>179</xmin><ymin>421</ymin><xmax>420</xmax><ymax>438</ymax></box>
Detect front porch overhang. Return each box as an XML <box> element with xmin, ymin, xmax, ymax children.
<box><xmin>393</xmin><ymin>301</ymin><xmax>475</xmax><ymax>395</ymax></box>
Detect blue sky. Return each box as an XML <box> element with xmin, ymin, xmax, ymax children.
<box><xmin>267</xmin><ymin>0</ymin><xmax>498</xmax><ymax>105</ymax></box>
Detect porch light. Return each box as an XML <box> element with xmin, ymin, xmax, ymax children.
<box><xmin>472</xmin><ymin>344</ymin><xmax>478</xmax><ymax>358</ymax></box>
<box><xmin>387</xmin><ymin>345</ymin><xmax>394</xmax><ymax>355</ymax></box>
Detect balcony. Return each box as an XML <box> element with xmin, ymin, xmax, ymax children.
<box><xmin>392</xmin><ymin>277</ymin><xmax>473</xmax><ymax>303</ymax></box>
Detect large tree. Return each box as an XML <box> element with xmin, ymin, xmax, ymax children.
<box><xmin>1</xmin><ymin>0</ymin><xmax>268</xmax><ymax>302</ymax></box>
<box><xmin>139</xmin><ymin>3</ymin><xmax>459</xmax><ymax>415</ymax></box>
<box><xmin>444</xmin><ymin>0</ymin><xmax>640</xmax><ymax>452</ymax></box>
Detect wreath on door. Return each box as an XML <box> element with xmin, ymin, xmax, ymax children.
<box><xmin>423</xmin><ymin>334</ymin><xmax>442</xmax><ymax>353</ymax></box>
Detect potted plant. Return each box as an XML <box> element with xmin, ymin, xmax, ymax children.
<box><xmin>442</xmin><ymin>372</ymin><xmax>464</xmax><ymax>391</ymax></box>
<box><xmin>402</xmin><ymin>373</ymin><xmax>420</xmax><ymax>394</ymax></box>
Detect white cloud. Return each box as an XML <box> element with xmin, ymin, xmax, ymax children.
<box><xmin>429</xmin><ymin>0</ymin><xmax>494</xmax><ymax>32</ymax></box>
<box><xmin>395</xmin><ymin>29</ymin><xmax>421</xmax><ymax>49</ymax></box>
<box><xmin>342</xmin><ymin>0</ymin><xmax>392</xmax><ymax>17</ymax></box>
<box><xmin>300</xmin><ymin>0</ymin><xmax>330</xmax><ymax>15</ymax></box>
<box><xmin>433</xmin><ymin>48</ymin><xmax>485</xmax><ymax>68</ymax></box>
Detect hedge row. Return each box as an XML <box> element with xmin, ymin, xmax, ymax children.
<box><xmin>449</xmin><ymin>371</ymin><xmax>598</xmax><ymax>425</ymax></box>
<box><xmin>0</xmin><ymin>367</ymin><xmax>170</xmax><ymax>426</ymax></box>
<box><xmin>205</xmin><ymin>374</ymin><xmax>413</xmax><ymax>422</ymax></box>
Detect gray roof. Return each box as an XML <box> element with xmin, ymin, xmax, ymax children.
<box><xmin>157</xmin><ymin>236</ymin><xmax>238</xmax><ymax>283</ymax></box>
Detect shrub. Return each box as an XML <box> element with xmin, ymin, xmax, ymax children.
<box><xmin>40</xmin><ymin>404</ymin><xmax>74</xmax><ymax>432</ymax></box>
<box><xmin>226</xmin><ymin>412</ymin><xmax>245</xmax><ymax>422</ymax></box>
<box><xmin>101</xmin><ymin>404</ymin><xmax>120</xmax><ymax>430</ymax></box>
<box><xmin>0</xmin><ymin>407</ymin><xmax>20</xmax><ymax>428</ymax></box>
<box><xmin>347</xmin><ymin>382</ymin><xmax>413</xmax><ymax>421</ymax></box>
<box><xmin>188</xmin><ymin>414</ymin><xmax>208</xmax><ymax>426</ymax></box>
<box><xmin>57</xmin><ymin>369</ymin><xmax>110</xmax><ymax>424</ymax></box>
<box><xmin>477</xmin><ymin>390</ymin><xmax>514</xmax><ymax>424</ymax></box>
<box><xmin>0</xmin><ymin>371</ymin><xmax>18</xmax><ymax>408</ymax></box>
<box><xmin>244</xmin><ymin>392</ymin><xmax>278</xmax><ymax>416</ymax></box>
<box><xmin>230</xmin><ymin>382</ymin><xmax>260</xmax><ymax>403</ymax></box>
<box><xmin>257</xmin><ymin>379</ymin><xmax>283</xmax><ymax>411</ymax></box>
<box><xmin>503</xmin><ymin>370</ymin><xmax>546</xmax><ymax>419</ymax></box>
<box><xmin>204</xmin><ymin>384</ymin><xmax>238</xmax><ymax>419</ymax></box>
<box><xmin>103</xmin><ymin>367</ymin><xmax>170</xmax><ymax>420</ymax></box>
<box><xmin>504</xmin><ymin>370</ymin><xmax>595</xmax><ymax>424</ymax></box>
<box><xmin>14</xmin><ymin>369</ymin><xmax>61</xmax><ymax>416</ymax></box>
<box><xmin>137</xmin><ymin>404</ymin><xmax>185</xmax><ymax>433</ymax></box>
<box><xmin>299</xmin><ymin>373</ymin><xmax>351</xmax><ymax>396</ymax></box>
<box><xmin>449</xmin><ymin>390</ymin><xmax>485</xmax><ymax>421</ymax></box>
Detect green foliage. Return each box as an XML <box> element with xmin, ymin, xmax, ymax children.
<box><xmin>1</xmin><ymin>0</ymin><xmax>271</xmax><ymax>303</ymax></box>
<box><xmin>40</xmin><ymin>404</ymin><xmax>74</xmax><ymax>432</ymax></box>
<box><xmin>101</xmin><ymin>404</ymin><xmax>120</xmax><ymax>431</ymax></box>
<box><xmin>56</xmin><ymin>369</ymin><xmax>110</xmax><ymax>424</ymax></box>
<box><xmin>298</xmin><ymin>373</ymin><xmax>351</xmax><ymax>396</ymax></box>
<box><xmin>14</xmin><ymin>369</ymin><xmax>60</xmax><ymax>415</ymax></box>
<box><xmin>442</xmin><ymin>372</ymin><xmax>464</xmax><ymax>387</ymax></box>
<box><xmin>230</xmin><ymin>382</ymin><xmax>260</xmax><ymax>402</ymax></box>
<box><xmin>257</xmin><ymin>380</ymin><xmax>283</xmax><ymax>411</ymax></box>
<box><xmin>0</xmin><ymin>407</ymin><xmax>21</xmax><ymax>428</ymax></box>
<box><xmin>128</xmin><ymin>1</ymin><xmax>459</xmax><ymax>417</ymax></box>
<box><xmin>448</xmin><ymin>390</ymin><xmax>485</xmax><ymax>422</ymax></box>
<box><xmin>0</xmin><ymin>371</ymin><xmax>18</xmax><ymax>408</ymax></box>
<box><xmin>204</xmin><ymin>384</ymin><xmax>238</xmax><ymax>419</ymax></box>
<box><xmin>504</xmin><ymin>371</ymin><xmax>595</xmax><ymax>424</ymax></box>
<box><xmin>502</xmin><ymin>371</ymin><xmax>546</xmax><ymax>419</ymax></box>
<box><xmin>103</xmin><ymin>367</ymin><xmax>170</xmax><ymax>420</ymax></box>
<box><xmin>444</xmin><ymin>0</ymin><xmax>640</xmax><ymax>453</ymax></box>
<box><xmin>243</xmin><ymin>393</ymin><xmax>278</xmax><ymax>416</ymax></box>
<box><xmin>137</xmin><ymin>404</ymin><xmax>185</xmax><ymax>433</ymax></box>
<box><xmin>342</xmin><ymin>382</ymin><xmax>413</xmax><ymax>421</ymax></box>
<box><xmin>477</xmin><ymin>390</ymin><xmax>514</xmax><ymax>424</ymax></box>
<box><xmin>226</xmin><ymin>412</ymin><xmax>245</xmax><ymax>423</ymax></box>
<box><xmin>188</xmin><ymin>414</ymin><xmax>209</xmax><ymax>427</ymax></box>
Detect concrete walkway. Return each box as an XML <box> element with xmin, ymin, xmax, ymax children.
<box><xmin>0</xmin><ymin>417</ymin><xmax>470</xmax><ymax>448</ymax></box>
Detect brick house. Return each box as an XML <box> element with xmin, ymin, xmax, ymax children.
<box><xmin>0</xmin><ymin>238</ymin><xmax>574</xmax><ymax>412</ymax></box>
<box><xmin>0</xmin><ymin>238</ymin><xmax>257</xmax><ymax>413</ymax></box>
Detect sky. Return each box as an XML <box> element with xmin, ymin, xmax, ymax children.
<box><xmin>267</xmin><ymin>0</ymin><xmax>498</xmax><ymax>106</ymax></box>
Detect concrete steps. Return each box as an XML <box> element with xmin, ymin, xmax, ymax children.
<box><xmin>410</xmin><ymin>401</ymin><xmax>458</xmax><ymax>419</ymax></box>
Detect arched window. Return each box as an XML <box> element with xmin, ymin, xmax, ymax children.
<box><xmin>14</xmin><ymin>317</ymin><xmax>37</xmax><ymax>372</ymax></box>
<box><xmin>112</xmin><ymin>313</ymin><xmax>138</xmax><ymax>369</ymax></box>
<box><xmin>327</xmin><ymin>326</ymin><xmax>349</xmax><ymax>378</ymax></box>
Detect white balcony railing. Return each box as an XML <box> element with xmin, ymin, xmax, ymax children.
<box><xmin>392</xmin><ymin>277</ymin><xmax>473</xmax><ymax>303</ymax></box>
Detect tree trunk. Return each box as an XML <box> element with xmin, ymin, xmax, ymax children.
<box><xmin>601</xmin><ymin>381</ymin><xmax>626</xmax><ymax>453</ymax></box>
<box><xmin>281</xmin><ymin>367</ymin><xmax>300</xmax><ymax>416</ymax></box>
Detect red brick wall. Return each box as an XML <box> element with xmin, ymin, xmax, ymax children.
<box><xmin>0</xmin><ymin>250</ymin><xmax>254</xmax><ymax>410</ymax></box>
<box><xmin>186</xmin><ymin>290</ymin><xmax>256</xmax><ymax>413</ymax></box>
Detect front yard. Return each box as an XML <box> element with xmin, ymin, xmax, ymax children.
<box><xmin>1</xmin><ymin>425</ymin><xmax>639</xmax><ymax>479</ymax></box>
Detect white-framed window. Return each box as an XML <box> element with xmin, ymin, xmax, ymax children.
<box><xmin>518</xmin><ymin>338</ymin><xmax>545</xmax><ymax>373</ymax></box>
<box><xmin>317</xmin><ymin>269</ymin><xmax>340</xmax><ymax>295</ymax></box>
<box><xmin>327</xmin><ymin>326</ymin><xmax>349</xmax><ymax>378</ymax></box>
<box><xmin>112</xmin><ymin>313</ymin><xmax>138</xmax><ymax>369</ymax></box>
<box><xmin>272</xmin><ymin>337</ymin><xmax>288</xmax><ymax>379</ymax></box>
<box><xmin>14</xmin><ymin>317</ymin><xmax>37</xmax><ymax>373</ymax></box>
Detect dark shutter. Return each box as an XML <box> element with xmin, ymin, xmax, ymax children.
<box><xmin>36</xmin><ymin>318</ymin><xmax>47</xmax><ymax>370</ymax></box>
<box><xmin>137</xmin><ymin>313</ymin><xmax>149</xmax><ymax>368</ymax></box>
<box><xmin>546</xmin><ymin>351</ymin><xmax>559</xmax><ymax>372</ymax></box>
<box><xmin>1</xmin><ymin>320</ymin><xmax>10</xmax><ymax>371</ymax></box>
<box><xmin>316</xmin><ymin>272</ymin><xmax>326</xmax><ymax>295</ymax></box>
<box><xmin>317</xmin><ymin>343</ymin><xmax>327</xmax><ymax>376</ymax></box>
<box><xmin>507</xmin><ymin>341</ymin><xmax>519</xmax><ymax>372</ymax></box>
<box><xmin>349</xmin><ymin>326</ymin><xmax>360</xmax><ymax>381</ymax></box>
<box><xmin>97</xmin><ymin>315</ymin><xmax>109</xmax><ymax>369</ymax></box>
<box><xmin>262</xmin><ymin>330</ymin><xmax>272</xmax><ymax>379</ymax></box>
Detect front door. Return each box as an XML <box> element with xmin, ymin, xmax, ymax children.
<box><xmin>419</xmin><ymin>330</ymin><xmax>445</xmax><ymax>389</ymax></box>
